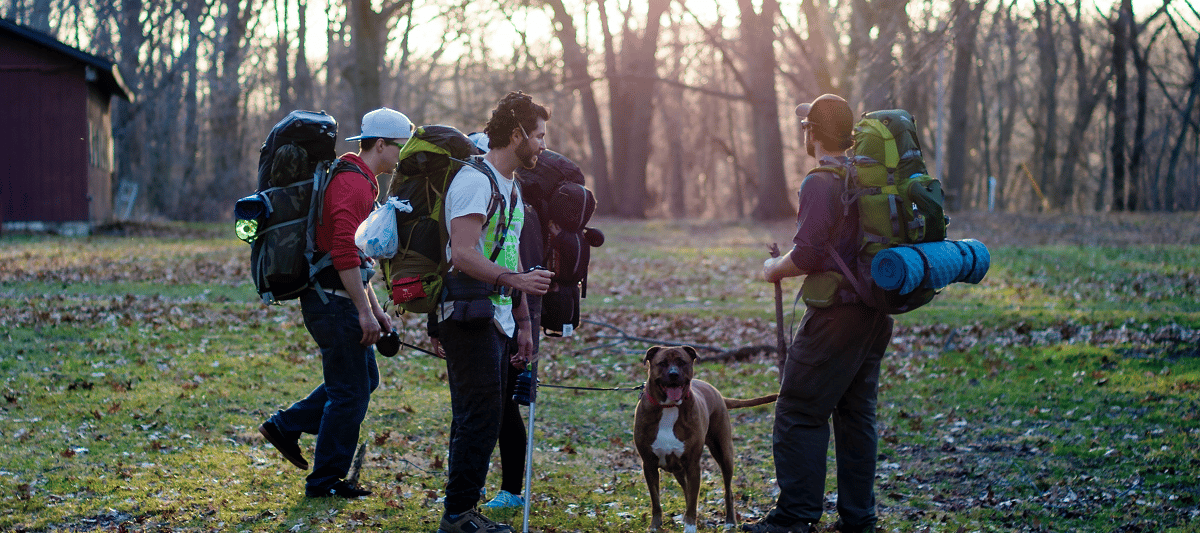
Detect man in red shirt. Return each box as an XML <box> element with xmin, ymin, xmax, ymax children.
<box><xmin>259</xmin><ymin>108</ymin><xmax>409</xmax><ymax>498</ymax></box>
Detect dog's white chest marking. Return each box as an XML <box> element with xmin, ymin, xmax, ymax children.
<box><xmin>651</xmin><ymin>407</ymin><xmax>685</xmax><ymax>461</ymax></box>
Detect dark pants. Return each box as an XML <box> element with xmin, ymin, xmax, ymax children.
<box><xmin>441</xmin><ymin>318</ymin><xmax>510</xmax><ymax>515</ymax></box>
<box><xmin>770</xmin><ymin>303</ymin><xmax>893</xmax><ymax>529</ymax></box>
<box><xmin>270</xmin><ymin>290</ymin><xmax>379</xmax><ymax>493</ymax></box>
<box><xmin>495</xmin><ymin>295</ymin><xmax>540</xmax><ymax>495</ymax></box>
<box><xmin>496</xmin><ymin>360</ymin><xmax>527</xmax><ymax>495</ymax></box>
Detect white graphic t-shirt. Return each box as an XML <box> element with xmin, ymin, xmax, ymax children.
<box><xmin>441</xmin><ymin>158</ymin><xmax>524</xmax><ymax>337</ymax></box>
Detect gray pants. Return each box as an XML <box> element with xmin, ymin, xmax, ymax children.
<box><xmin>771</xmin><ymin>303</ymin><xmax>893</xmax><ymax>529</ymax></box>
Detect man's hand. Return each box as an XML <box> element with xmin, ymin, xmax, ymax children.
<box><xmin>510</xmin><ymin>268</ymin><xmax>554</xmax><ymax>296</ymax></box>
<box><xmin>358</xmin><ymin>309</ymin><xmax>382</xmax><ymax>346</ymax></box>
<box><xmin>763</xmin><ymin>250</ymin><xmax>804</xmax><ymax>283</ymax></box>
<box><xmin>513</xmin><ymin>326</ymin><xmax>536</xmax><ymax>367</ymax></box>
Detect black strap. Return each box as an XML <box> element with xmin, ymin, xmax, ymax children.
<box><xmin>452</xmin><ymin>156</ymin><xmax>518</xmax><ymax>262</ymax></box>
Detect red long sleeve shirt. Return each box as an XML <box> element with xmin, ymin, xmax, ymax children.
<box><xmin>315</xmin><ymin>153</ymin><xmax>379</xmax><ymax>272</ymax></box>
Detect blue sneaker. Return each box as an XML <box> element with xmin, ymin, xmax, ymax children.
<box><xmin>481</xmin><ymin>490</ymin><xmax>525</xmax><ymax>511</ymax></box>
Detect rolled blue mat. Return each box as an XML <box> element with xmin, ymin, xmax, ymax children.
<box><xmin>871</xmin><ymin>239</ymin><xmax>990</xmax><ymax>294</ymax></box>
<box><xmin>234</xmin><ymin>194</ymin><xmax>271</xmax><ymax>220</ymax></box>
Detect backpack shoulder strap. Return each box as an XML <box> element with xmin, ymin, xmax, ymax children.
<box><xmin>451</xmin><ymin>155</ymin><xmax>513</xmax><ymax>262</ymax></box>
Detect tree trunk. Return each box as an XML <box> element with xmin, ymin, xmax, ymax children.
<box><xmin>113</xmin><ymin>0</ymin><xmax>144</xmax><ymax>217</ymax></box>
<box><xmin>343</xmin><ymin>0</ymin><xmax>410</xmax><ymax>121</ymax></box>
<box><xmin>740</xmin><ymin>0</ymin><xmax>792</xmax><ymax>221</ymax></box>
<box><xmin>1054</xmin><ymin>0</ymin><xmax>1107</xmax><ymax>212</ymax></box>
<box><xmin>1164</xmin><ymin>10</ymin><xmax>1200</xmax><ymax>212</ymax></box>
<box><xmin>945</xmin><ymin>0</ymin><xmax>983</xmax><ymax>211</ymax></box>
<box><xmin>1033</xmin><ymin>1</ymin><xmax>1058</xmax><ymax>212</ymax></box>
<box><xmin>546</xmin><ymin>0</ymin><xmax>614</xmax><ymax>215</ymax></box>
<box><xmin>1111</xmin><ymin>0</ymin><xmax>1131</xmax><ymax>211</ymax></box>
<box><xmin>603</xmin><ymin>0</ymin><xmax>670</xmax><ymax>219</ymax></box>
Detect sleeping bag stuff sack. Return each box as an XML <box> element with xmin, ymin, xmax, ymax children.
<box><xmin>870</xmin><ymin>239</ymin><xmax>990</xmax><ymax>294</ymax></box>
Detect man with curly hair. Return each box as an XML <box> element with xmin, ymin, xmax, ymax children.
<box><xmin>433</xmin><ymin>92</ymin><xmax>555</xmax><ymax>533</ymax></box>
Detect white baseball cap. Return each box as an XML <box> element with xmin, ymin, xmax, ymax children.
<box><xmin>345</xmin><ymin>108</ymin><xmax>413</xmax><ymax>141</ymax></box>
<box><xmin>467</xmin><ymin>131</ymin><xmax>490</xmax><ymax>153</ymax></box>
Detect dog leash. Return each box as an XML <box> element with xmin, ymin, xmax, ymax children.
<box><xmin>538</xmin><ymin>382</ymin><xmax>645</xmax><ymax>393</ymax></box>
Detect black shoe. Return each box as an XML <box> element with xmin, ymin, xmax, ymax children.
<box><xmin>307</xmin><ymin>480</ymin><xmax>372</xmax><ymax>498</ymax></box>
<box><xmin>258</xmin><ymin>421</ymin><xmax>308</xmax><ymax>470</ymax></box>
<box><xmin>437</xmin><ymin>508</ymin><xmax>515</xmax><ymax>533</ymax></box>
<box><xmin>741</xmin><ymin>516</ymin><xmax>812</xmax><ymax>533</ymax></box>
<box><xmin>834</xmin><ymin>518</ymin><xmax>876</xmax><ymax>533</ymax></box>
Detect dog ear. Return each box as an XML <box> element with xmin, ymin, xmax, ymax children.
<box><xmin>682</xmin><ymin>345</ymin><xmax>698</xmax><ymax>361</ymax></box>
<box><xmin>644</xmin><ymin>346</ymin><xmax>661</xmax><ymax>363</ymax></box>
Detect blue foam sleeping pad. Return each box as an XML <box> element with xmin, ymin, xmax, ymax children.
<box><xmin>870</xmin><ymin>239</ymin><xmax>990</xmax><ymax>295</ymax></box>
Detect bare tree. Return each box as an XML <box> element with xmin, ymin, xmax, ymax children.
<box><xmin>945</xmin><ymin>0</ymin><xmax>985</xmax><ymax>211</ymax></box>
<box><xmin>1163</xmin><ymin>3</ymin><xmax>1200</xmax><ymax>211</ymax></box>
<box><xmin>544</xmin><ymin>0</ymin><xmax>614</xmax><ymax>214</ymax></box>
<box><xmin>600</xmin><ymin>0</ymin><xmax>672</xmax><ymax>219</ymax></box>
<box><xmin>1052</xmin><ymin>0</ymin><xmax>1109</xmax><ymax>211</ymax></box>
<box><xmin>343</xmin><ymin>0</ymin><xmax>412</xmax><ymax>122</ymax></box>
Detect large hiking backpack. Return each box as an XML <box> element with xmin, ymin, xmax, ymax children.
<box><xmin>386</xmin><ymin>124</ymin><xmax>510</xmax><ymax>314</ymax></box>
<box><xmin>236</xmin><ymin>110</ymin><xmax>365</xmax><ymax>305</ymax></box>
<box><xmin>817</xmin><ymin>109</ymin><xmax>948</xmax><ymax>314</ymax></box>
<box><xmin>516</xmin><ymin>149</ymin><xmax>601</xmax><ymax>336</ymax></box>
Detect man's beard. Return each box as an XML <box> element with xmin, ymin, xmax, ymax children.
<box><xmin>806</xmin><ymin>138</ymin><xmax>816</xmax><ymax>158</ymax></box>
<box><xmin>516</xmin><ymin>140</ymin><xmax>538</xmax><ymax>170</ymax></box>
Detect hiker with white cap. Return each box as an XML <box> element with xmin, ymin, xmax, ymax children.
<box><xmin>258</xmin><ymin>107</ymin><xmax>411</xmax><ymax>498</ymax></box>
<box><xmin>747</xmin><ymin>95</ymin><xmax>895</xmax><ymax>533</ymax></box>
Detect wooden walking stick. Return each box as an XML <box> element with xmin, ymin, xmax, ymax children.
<box><xmin>768</xmin><ymin>243</ymin><xmax>787</xmax><ymax>377</ymax></box>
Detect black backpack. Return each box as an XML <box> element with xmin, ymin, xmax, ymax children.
<box><xmin>235</xmin><ymin>110</ymin><xmax>365</xmax><ymax>304</ymax></box>
<box><xmin>517</xmin><ymin>150</ymin><xmax>602</xmax><ymax>336</ymax></box>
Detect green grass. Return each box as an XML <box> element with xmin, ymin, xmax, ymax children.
<box><xmin>0</xmin><ymin>219</ymin><xmax>1198</xmax><ymax>532</ymax></box>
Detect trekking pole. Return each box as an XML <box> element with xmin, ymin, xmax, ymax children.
<box><xmin>513</xmin><ymin>363</ymin><xmax>538</xmax><ymax>533</ymax></box>
<box><xmin>768</xmin><ymin>244</ymin><xmax>787</xmax><ymax>378</ymax></box>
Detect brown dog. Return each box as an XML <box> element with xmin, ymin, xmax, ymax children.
<box><xmin>633</xmin><ymin>345</ymin><xmax>778</xmax><ymax>533</ymax></box>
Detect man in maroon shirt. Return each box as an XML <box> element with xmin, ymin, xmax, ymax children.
<box><xmin>258</xmin><ymin>108</ymin><xmax>409</xmax><ymax>498</ymax></box>
<box><xmin>747</xmin><ymin>95</ymin><xmax>894</xmax><ymax>533</ymax></box>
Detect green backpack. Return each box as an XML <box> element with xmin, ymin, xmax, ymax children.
<box><xmin>809</xmin><ymin>109</ymin><xmax>948</xmax><ymax>314</ymax></box>
<box><xmin>385</xmin><ymin>125</ymin><xmax>506</xmax><ymax>314</ymax></box>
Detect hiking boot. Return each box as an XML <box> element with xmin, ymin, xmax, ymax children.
<box><xmin>306</xmin><ymin>480</ymin><xmax>371</xmax><ymax>498</ymax></box>
<box><xmin>258</xmin><ymin>421</ymin><xmax>307</xmax><ymax>470</ymax></box>
<box><xmin>834</xmin><ymin>518</ymin><xmax>877</xmax><ymax>533</ymax></box>
<box><xmin>741</xmin><ymin>517</ymin><xmax>813</xmax><ymax>533</ymax></box>
<box><xmin>438</xmin><ymin>508</ymin><xmax>515</xmax><ymax>533</ymax></box>
<box><xmin>481</xmin><ymin>490</ymin><xmax>525</xmax><ymax>511</ymax></box>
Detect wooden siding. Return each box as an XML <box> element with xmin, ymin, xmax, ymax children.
<box><xmin>0</xmin><ymin>32</ymin><xmax>98</xmax><ymax>226</ymax></box>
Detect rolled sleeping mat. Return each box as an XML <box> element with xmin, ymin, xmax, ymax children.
<box><xmin>871</xmin><ymin>239</ymin><xmax>990</xmax><ymax>294</ymax></box>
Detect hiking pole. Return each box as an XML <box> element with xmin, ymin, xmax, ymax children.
<box><xmin>513</xmin><ymin>363</ymin><xmax>538</xmax><ymax>533</ymax></box>
<box><xmin>768</xmin><ymin>244</ymin><xmax>787</xmax><ymax>377</ymax></box>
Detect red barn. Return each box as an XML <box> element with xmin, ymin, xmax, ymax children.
<box><xmin>0</xmin><ymin>18</ymin><xmax>134</xmax><ymax>235</ymax></box>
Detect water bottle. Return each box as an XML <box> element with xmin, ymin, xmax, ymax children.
<box><xmin>512</xmin><ymin>369</ymin><xmax>536</xmax><ymax>406</ymax></box>
<box><xmin>235</xmin><ymin>218</ymin><xmax>258</xmax><ymax>243</ymax></box>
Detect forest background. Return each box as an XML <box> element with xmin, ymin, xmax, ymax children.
<box><xmin>2</xmin><ymin>0</ymin><xmax>1199</xmax><ymax>223</ymax></box>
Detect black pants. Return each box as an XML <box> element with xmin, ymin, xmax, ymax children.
<box><xmin>440</xmin><ymin>318</ymin><xmax>510</xmax><ymax>515</ymax></box>
<box><xmin>770</xmin><ymin>303</ymin><xmax>893</xmax><ymax>529</ymax></box>
<box><xmin>494</xmin><ymin>296</ymin><xmax>540</xmax><ymax>496</ymax></box>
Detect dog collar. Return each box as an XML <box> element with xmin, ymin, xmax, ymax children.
<box><xmin>641</xmin><ymin>383</ymin><xmax>691</xmax><ymax>407</ymax></box>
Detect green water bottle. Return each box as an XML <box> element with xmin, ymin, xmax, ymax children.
<box><xmin>234</xmin><ymin>218</ymin><xmax>258</xmax><ymax>243</ymax></box>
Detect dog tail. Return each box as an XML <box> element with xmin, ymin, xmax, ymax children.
<box><xmin>724</xmin><ymin>394</ymin><xmax>778</xmax><ymax>409</ymax></box>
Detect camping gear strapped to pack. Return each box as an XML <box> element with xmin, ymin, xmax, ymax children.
<box><xmin>516</xmin><ymin>149</ymin><xmax>603</xmax><ymax>336</ymax></box>
<box><xmin>809</xmin><ymin>108</ymin><xmax>953</xmax><ymax>314</ymax></box>
<box><xmin>234</xmin><ymin>110</ymin><xmax>368</xmax><ymax>305</ymax></box>
<box><xmin>385</xmin><ymin>124</ymin><xmax>513</xmax><ymax>314</ymax></box>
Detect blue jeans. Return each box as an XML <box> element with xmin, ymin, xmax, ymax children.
<box><xmin>439</xmin><ymin>318</ymin><xmax>510</xmax><ymax>515</ymax></box>
<box><xmin>270</xmin><ymin>290</ymin><xmax>379</xmax><ymax>493</ymax></box>
<box><xmin>770</xmin><ymin>304</ymin><xmax>892</xmax><ymax>529</ymax></box>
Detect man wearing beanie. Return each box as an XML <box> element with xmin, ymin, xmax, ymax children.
<box><xmin>749</xmin><ymin>95</ymin><xmax>895</xmax><ymax>533</ymax></box>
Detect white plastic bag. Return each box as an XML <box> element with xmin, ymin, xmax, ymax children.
<box><xmin>355</xmin><ymin>198</ymin><xmax>413</xmax><ymax>259</ymax></box>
